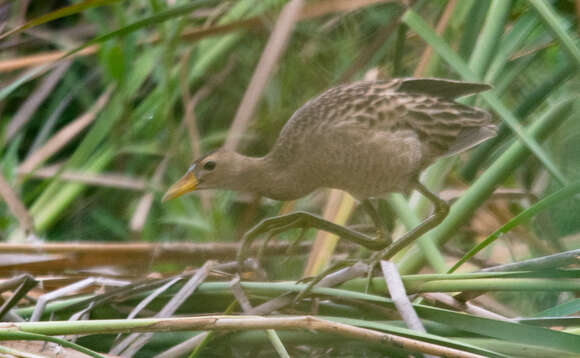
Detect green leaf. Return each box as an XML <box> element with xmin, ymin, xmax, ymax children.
<box><xmin>0</xmin><ymin>331</ymin><xmax>106</xmax><ymax>358</ymax></box>
<box><xmin>529</xmin><ymin>0</ymin><xmax>580</xmax><ymax>66</ymax></box>
<box><xmin>64</xmin><ymin>0</ymin><xmax>217</xmax><ymax>58</ymax></box>
<box><xmin>535</xmin><ymin>298</ymin><xmax>580</xmax><ymax>318</ymax></box>
<box><xmin>463</xmin><ymin>61</ymin><xmax>576</xmax><ymax>180</ymax></box>
<box><xmin>312</xmin><ymin>287</ymin><xmax>580</xmax><ymax>355</ymax></box>
<box><xmin>0</xmin><ymin>65</ymin><xmax>52</xmax><ymax>102</ymax></box>
<box><xmin>322</xmin><ymin>316</ymin><xmax>508</xmax><ymax>358</ymax></box>
<box><xmin>484</xmin><ymin>12</ymin><xmax>539</xmax><ymax>83</ymax></box>
<box><xmin>104</xmin><ymin>44</ymin><xmax>125</xmax><ymax>81</ymax></box>
<box><xmin>449</xmin><ymin>180</ymin><xmax>580</xmax><ymax>273</ymax></box>
<box><xmin>0</xmin><ymin>0</ymin><xmax>123</xmax><ymax>40</ymax></box>
<box><xmin>468</xmin><ymin>0</ymin><xmax>512</xmax><ymax>77</ymax></box>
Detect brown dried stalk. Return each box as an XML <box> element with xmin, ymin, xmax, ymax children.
<box><xmin>0</xmin><ymin>315</ymin><xmax>486</xmax><ymax>358</ymax></box>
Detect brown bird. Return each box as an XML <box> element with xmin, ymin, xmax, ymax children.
<box><xmin>164</xmin><ymin>78</ymin><xmax>496</xmax><ymax>261</ymax></box>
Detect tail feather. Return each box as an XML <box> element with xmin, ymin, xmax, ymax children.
<box><xmin>443</xmin><ymin>124</ymin><xmax>498</xmax><ymax>157</ymax></box>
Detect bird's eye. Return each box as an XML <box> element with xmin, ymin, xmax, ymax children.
<box><xmin>203</xmin><ymin>161</ymin><xmax>216</xmax><ymax>171</ymax></box>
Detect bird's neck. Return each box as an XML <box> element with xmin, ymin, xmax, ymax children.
<box><xmin>230</xmin><ymin>153</ymin><xmax>311</xmax><ymax>201</ymax></box>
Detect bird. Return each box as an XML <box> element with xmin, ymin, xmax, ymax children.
<box><xmin>163</xmin><ymin>78</ymin><xmax>496</xmax><ymax>262</ymax></box>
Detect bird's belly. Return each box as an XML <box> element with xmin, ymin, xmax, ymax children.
<box><xmin>326</xmin><ymin>164</ymin><xmax>415</xmax><ymax>198</ymax></box>
<box><xmin>311</xmin><ymin>132</ymin><xmax>425</xmax><ymax>198</ymax></box>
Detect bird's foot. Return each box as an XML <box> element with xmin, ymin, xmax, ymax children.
<box><xmin>361</xmin><ymin>199</ymin><xmax>393</xmax><ymax>248</ymax></box>
<box><xmin>374</xmin><ymin>228</ymin><xmax>392</xmax><ymax>248</ymax></box>
<box><xmin>255</xmin><ymin>220</ymin><xmax>308</xmax><ymax>264</ymax></box>
<box><xmin>279</xmin><ymin>227</ymin><xmax>309</xmax><ymax>265</ymax></box>
<box><xmin>238</xmin><ymin>212</ymin><xmax>314</xmax><ymax>267</ymax></box>
<box><xmin>295</xmin><ymin>253</ymin><xmax>385</xmax><ymax>300</ymax></box>
<box><xmin>237</xmin><ymin>211</ymin><xmax>378</xmax><ymax>267</ymax></box>
<box><xmin>364</xmin><ymin>251</ymin><xmax>386</xmax><ymax>292</ymax></box>
<box><xmin>294</xmin><ymin>259</ymin><xmax>362</xmax><ymax>303</ymax></box>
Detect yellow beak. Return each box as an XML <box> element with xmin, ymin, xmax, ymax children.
<box><xmin>162</xmin><ymin>171</ymin><xmax>198</xmax><ymax>202</ymax></box>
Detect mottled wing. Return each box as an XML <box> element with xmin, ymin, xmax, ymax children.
<box><xmin>273</xmin><ymin>82</ymin><xmax>393</xmax><ymax>161</ymax></box>
<box><xmin>275</xmin><ymin>79</ymin><xmax>495</xmax><ymax>163</ymax></box>
<box><xmin>324</xmin><ymin>80</ymin><xmax>496</xmax><ymax>158</ymax></box>
<box><xmin>395</xmin><ymin>93</ymin><xmax>496</xmax><ymax>157</ymax></box>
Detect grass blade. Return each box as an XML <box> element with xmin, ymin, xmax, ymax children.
<box><xmin>468</xmin><ymin>0</ymin><xmax>512</xmax><ymax>77</ymax></box>
<box><xmin>64</xmin><ymin>0</ymin><xmax>217</xmax><ymax>58</ymax></box>
<box><xmin>0</xmin><ymin>0</ymin><xmax>123</xmax><ymax>40</ymax></box>
<box><xmin>529</xmin><ymin>0</ymin><xmax>580</xmax><ymax>66</ymax></box>
<box><xmin>449</xmin><ymin>180</ymin><xmax>580</xmax><ymax>273</ymax></box>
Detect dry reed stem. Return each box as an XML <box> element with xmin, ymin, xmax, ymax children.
<box><xmin>0</xmin><ymin>241</ymin><xmax>345</xmax><ymax>255</ymax></box>
<box><xmin>225</xmin><ymin>0</ymin><xmax>305</xmax><ymax>150</ymax></box>
<box><xmin>420</xmin><ymin>292</ymin><xmax>513</xmax><ymax>321</ymax></box>
<box><xmin>179</xmin><ymin>49</ymin><xmax>202</xmax><ymax>160</ymax></box>
<box><xmin>0</xmin><ymin>274</ymin><xmax>36</xmax><ymax>292</ymax></box>
<box><xmin>300</xmin><ymin>0</ymin><xmax>396</xmax><ymax>19</ymax></box>
<box><xmin>129</xmin><ymin>121</ymin><xmax>180</xmax><ymax>239</ymax></box>
<box><xmin>226</xmin><ymin>1</ymin><xmax>396</xmax><ymax>149</ymax></box>
<box><xmin>30</xmin><ymin>277</ymin><xmax>130</xmax><ymax>322</ymax></box>
<box><xmin>17</xmin><ymin>165</ymin><xmax>147</xmax><ymax>191</ymax></box>
<box><xmin>129</xmin><ymin>158</ymin><xmax>168</xmax><ymax>237</ymax></box>
<box><xmin>102</xmin><ymin>277</ymin><xmax>183</xmax><ymax>353</ymax></box>
<box><xmin>249</xmin><ymin>262</ymin><xmax>368</xmax><ymax>318</ymax></box>
<box><xmin>381</xmin><ymin>261</ymin><xmax>428</xmax><ymax>335</ymax></box>
<box><xmin>0</xmin><ymin>315</ymin><xmax>485</xmax><ymax>358</ymax></box>
<box><xmin>0</xmin><ymin>173</ymin><xmax>35</xmax><ymax>235</ymax></box>
<box><xmin>413</xmin><ymin>0</ymin><xmax>457</xmax><ymax>77</ymax></box>
<box><xmin>130</xmin><ymin>59</ymin><xmax>234</xmax><ymax>235</ymax></box>
<box><xmin>0</xmin><ymin>340</ymin><xmax>94</xmax><ymax>358</ymax></box>
<box><xmin>338</xmin><ymin>19</ymin><xmax>401</xmax><ymax>83</ymax></box>
<box><xmin>179</xmin><ymin>56</ymin><xmax>236</xmax><ymax>210</ymax></box>
<box><xmin>0</xmin><ymin>1</ymin><xmax>396</xmax><ymax>74</ymax></box>
<box><xmin>156</xmin><ymin>333</ymin><xmax>208</xmax><ymax>358</ymax></box>
<box><xmin>110</xmin><ymin>262</ymin><xmax>214</xmax><ymax>356</ymax></box>
<box><xmin>0</xmin><ymin>274</ymin><xmax>37</xmax><ymax>320</ymax></box>
<box><xmin>471</xmin><ymin>295</ymin><xmax>519</xmax><ymax>318</ymax></box>
<box><xmin>230</xmin><ymin>275</ymin><xmax>253</xmax><ymax>312</ymax></box>
<box><xmin>4</xmin><ymin>61</ymin><xmax>71</xmax><ymax>140</ymax></box>
<box><xmin>0</xmin><ymin>46</ymin><xmax>97</xmax><ymax>72</ymax></box>
<box><xmin>132</xmin><ymin>55</ymin><xmax>235</xmax><ymax>236</ymax></box>
<box><xmin>0</xmin><ymin>242</ymin><xmax>352</xmax><ymax>274</ymax></box>
<box><xmin>18</xmin><ymin>86</ymin><xmax>113</xmax><ymax>176</ymax></box>
<box><xmin>439</xmin><ymin>187</ymin><xmax>537</xmax><ymax>202</ymax></box>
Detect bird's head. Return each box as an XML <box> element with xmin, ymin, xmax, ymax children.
<box><xmin>162</xmin><ymin>149</ymin><xmax>241</xmax><ymax>202</ymax></box>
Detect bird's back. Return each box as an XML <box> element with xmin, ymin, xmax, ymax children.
<box><xmin>268</xmin><ymin>78</ymin><xmax>496</xmax><ymax>197</ymax></box>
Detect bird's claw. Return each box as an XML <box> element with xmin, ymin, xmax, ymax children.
<box><xmin>238</xmin><ymin>213</ymin><xmax>314</xmax><ymax>269</ymax></box>
<box><xmin>375</xmin><ymin>228</ymin><xmax>392</xmax><ymax>247</ymax></box>
<box><xmin>293</xmin><ymin>259</ymin><xmax>360</xmax><ymax>303</ymax></box>
<box><xmin>361</xmin><ymin>249</ymin><xmax>391</xmax><ymax>292</ymax></box>
<box><xmin>281</xmin><ymin>227</ymin><xmax>308</xmax><ymax>264</ymax></box>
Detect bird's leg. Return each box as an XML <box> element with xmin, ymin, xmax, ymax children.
<box><xmin>361</xmin><ymin>199</ymin><xmax>392</xmax><ymax>247</ymax></box>
<box><xmin>369</xmin><ymin>181</ymin><xmax>449</xmax><ymax>265</ymax></box>
<box><xmin>281</xmin><ymin>227</ymin><xmax>308</xmax><ymax>264</ymax></box>
<box><xmin>256</xmin><ymin>218</ymin><xmax>303</xmax><ymax>263</ymax></box>
<box><xmin>237</xmin><ymin>211</ymin><xmax>384</xmax><ymax>266</ymax></box>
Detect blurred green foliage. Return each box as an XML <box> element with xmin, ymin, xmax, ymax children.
<box><xmin>0</xmin><ymin>0</ymin><xmax>579</xmax><ymax>355</ymax></box>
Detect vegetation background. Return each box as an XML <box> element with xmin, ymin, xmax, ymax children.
<box><xmin>0</xmin><ymin>0</ymin><xmax>578</xmax><ymax>357</ymax></box>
